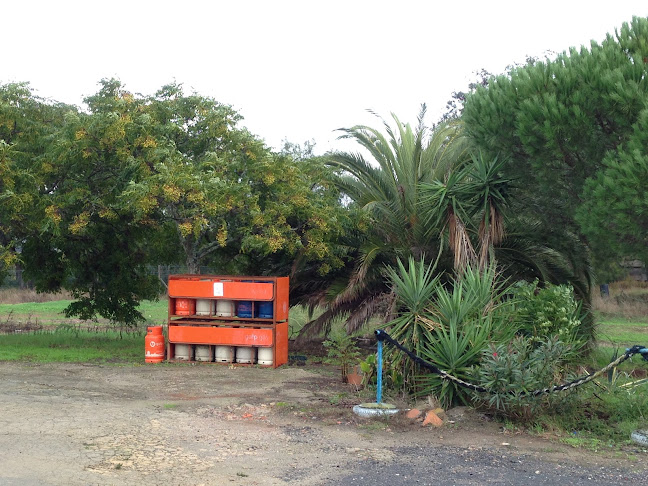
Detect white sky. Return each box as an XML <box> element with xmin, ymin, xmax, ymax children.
<box><xmin>4</xmin><ymin>1</ymin><xmax>648</xmax><ymax>154</ymax></box>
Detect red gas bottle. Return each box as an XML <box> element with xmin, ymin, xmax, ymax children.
<box><xmin>145</xmin><ymin>326</ymin><xmax>165</xmax><ymax>363</ymax></box>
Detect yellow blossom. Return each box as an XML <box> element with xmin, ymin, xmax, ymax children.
<box><xmin>178</xmin><ymin>222</ymin><xmax>193</xmax><ymax>237</ymax></box>
<box><xmin>162</xmin><ymin>184</ymin><xmax>182</xmax><ymax>202</ymax></box>
<box><xmin>217</xmin><ymin>223</ymin><xmax>228</xmax><ymax>247</ymax></box>
<box><xmin>99</xmin><ymin>208</ymin><xmax>118</xmax><ymax>220</ymax></box>
<box><xmin>135</xmin><ymin>135</ymin><xmax>157</xmax><ymax>148</ymax></box>
<box><xmin>69</xmin><ymin>212</ymin><xmax>90</xmax><ymax>234</ymax></box>
<box><xmin>45</xmin><ymin>205</ymin><xmax>61</xmax><ymax>224</ymax></box>
<box><xmin>290</xmin><ymin>194</ymin><xmax>308</xmax><ymax>207</ymax></box>
<box><xmin>1</xmin><ymin>250</ymin><xmax>18</xmax><ymax>268</ymax></box>
<box><xmin>186</xmin><ymin>192</ymin><xmax>204</xmax><ymax>205</ymax></box>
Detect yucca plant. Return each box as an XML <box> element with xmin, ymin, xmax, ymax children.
<box><xmin>383</xmin><ymin>256</ymin><xmax>441</xmax><ymax>390</ymax></box>
<box><xmin>383</xmin><ymin>258</ymin><xmax>516</xmax><ymax>402</ymax></box>
<box><xmin>416</xmin><ymin>265</ymin><xmax>517</xmax><ymax>406</ymax></box>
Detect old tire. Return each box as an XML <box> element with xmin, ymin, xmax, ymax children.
<box><xmin>630</xmin><ymin>430</ymin><xmax>648</xmax><ymax>446</ymax></box>
<box><xmin>353</xmin><ymin>403</ymin><xmax>399</xmax><ymax>418</ymax></box>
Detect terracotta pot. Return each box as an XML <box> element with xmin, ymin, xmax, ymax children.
<box><xmin>346</xmin><ymin>365</ymin><xmax>363</xmax><ymax>386</ymax></box>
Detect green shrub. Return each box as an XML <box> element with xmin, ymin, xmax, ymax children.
<box><xmin>382</xmin><ymin>256</ymin><xmax>442</xmax><ymax>388</ymax></box>
<box><xmin>323</xmin><ymin>332</ymin><xmax>362</xmax><ymax>382</ymax></box>
<box><xmin>472</xmin><ymin>335</ymin><xmax>575</xmax><ymax>419</ymax></box>
<box><xmin>539</xmin><ymin>381</ymin><xmax>648</xmax><ymax>445</ymax></box>
<box><xmin>384</xmin><ymin>259</ymin><xmax>516</xmax><ymax>406</ymax></box>
<box><xmin>509</xmin><ymin>280</ymin><xmax>588</xmax><ymax>349</ymax></box>
<box><xmin>417</xmin><ymin>313</ymin><xmax>510</xmax><ymax>407</ymax></box>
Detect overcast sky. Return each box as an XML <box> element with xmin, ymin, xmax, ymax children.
<box><xmin>4</xmin><ymin>1</ymin><xmax>647</xmax><ymax>154</ymax></box>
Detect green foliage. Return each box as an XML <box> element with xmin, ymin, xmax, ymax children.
<box><xmin>0</xmin><ymin>82</ymin><xmax>73</xmax><ymax>278</ymax></box>
<box><xmin>359</xmin><ymin>353</ymin><xmax>376</xmax><ymax>385</ymax></box>
<box><xmin>542</xmin><ymin>378</ymin><xmax>648</xmax><ymax>445</ymax></box>
<box><xmin>0</xmin><ymin>327</ymin><xmax>144</xmax><ymax>363</ymax></box>
<box><xmin>127</xmin><ymin>83</ymin><xmax>351</xmax><ymax>280</ymax></box>
<box><xmin>323</xmin><ymin>333</ymin><xmax>362</xmax><ymax>382</ymax></box>
<box><xmin>473</xmin><ymin>336</ymin><xmax>574</xmax><ymax>419</ymax></box>
<box><xmin>300</xmin><ymin>107</ymin><xmax>470</xmax><ymax>337</ymax></box>
<box><xmin>415</xmin><ymin>265</ymin><xmax>517</xmax><ymax>407</ymax></box>
<box><xmin>21</xmin><ymin>79</ymin><xmax>163</xmax><ymax>325</ymax></box>
<box><xmin>2</xmin><ymin>78</ymin><xmax>348</xmax><ymax>325</ymax></box>
<box><xmin>417</xmin><ymin>315</ymin><xmax>501</xmax><ymax>407</ymax></box>
<box><xmin>382</xmin><ymin>256</ymin><xmax>441</xmax><ymax>391</ymax></box>
<box><xmin>463</xmin><ymin>16</ymin><xmax>648</xmax><ymax>279</ymax></box>
<box><xmin>419</xmin><ymin>152</ymin><xmax>511</xmax><ymax>272</ymax></box>
<box><xmin>577</xmin><ymin>108</ymin><xmax>648</xmax><ymax>269</ymax></box>
<box><xmin>384</xmin><ymin>258</ymin><xmax>516</xmax><ymax>406</ymax></box>
<box><xmin>509</xmin><ymin>280</ymin><xmax>589</xmax><ymax>348</ymax></box>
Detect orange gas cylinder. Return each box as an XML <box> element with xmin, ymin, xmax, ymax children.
<box><xmin>175</xmin><ymin>298</ymin><xmax>195</xmax><ymax>315</ymax></box>
<box><xmin>145</xmin><ymin>326</ymin><xmax>165</xmax><ymax>363</ymax></box>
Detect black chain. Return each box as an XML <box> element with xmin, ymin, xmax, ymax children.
<box><xmin>374</xmin><ymin>329</ymin><xmax>648</xmax><ymax>396</ymax></box>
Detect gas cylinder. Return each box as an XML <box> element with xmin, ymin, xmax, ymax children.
<box><xmin>255</xmin><ymin>301</ymin><xmax>273</xmax><ymax>319</ymax></box>
<box><xmin>194</xmin><ymin>345</ymin><xmax>211</xmax><ymax>361</ymax></box>
<box><xmin>237</xmin><ymin>300</ymin><xmax>253</xmax><ymax>318</ymax></box>
<box><xmin>235</xmin><ymin>347</ymin><xmax>256</xmax><ymax>364</ymax></box>
<box><xmin>175</xmin><ymin>298</ymin><xmax>195</xmax><ymax>316</ymax></box>
<box><xmin>257</xmin><ymin>347</ymin><xmax>273</xmax><ymax>365</ymax></box>
<box><xmin>216</xmin><ymin>299</ymin><xmax>235</xmax><ymax>317</ymax></box>
<box><xmin>195</xmin><ymin>299</ymin><xmax>213</xmax><ymax>316</ymax></box>
<box><xmin>145</xmin><ymin>326</ymin><xmax>165</xmax><ymax>363</ymax></box>
<box><xmin>215</xmin><ymin>345</ymin><xmax>235</xmax><ymax>363</ymax></box>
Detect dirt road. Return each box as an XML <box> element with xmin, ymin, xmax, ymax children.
<box><xmin>1</xmin><ymin>362</ymin><xmax>646</xmax><ymax>485</ymax></box>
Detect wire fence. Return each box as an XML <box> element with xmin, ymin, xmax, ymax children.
<box><xmin>1</xmin><ymin>265</ymin><xmax>222</xmax><ymax>290</ymax></box>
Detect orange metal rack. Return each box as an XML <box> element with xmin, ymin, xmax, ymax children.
<box><xmin>166</xmin><ymin>275</ymin><xmax>289</xmax><ymax>368</ymax></box>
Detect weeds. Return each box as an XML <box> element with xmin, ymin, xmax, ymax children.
<box><xmin>593</xmin><ymin>282</ymin><xmax>648</xmax><ymax>321</ymax></box>
<box><xmin>0</xmin><ymin>287</ymin><xmax>73</xmax><ymax>305</ymax></box>
<box><xmin>0</xmin><ymin>311</ymin><xmax>43</xmax><ymax>333</ymax></box>
<box><xmin>323</xmin><ymin>333</ymin><xmax>362</xmax><ymax>383</ymax></box>
<box><xmin>329</xmin><ymin>392</ymin><xmax>350</xmax><ymax>405</ymax></box>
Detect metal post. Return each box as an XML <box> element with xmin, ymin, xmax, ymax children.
<box><xmin>377</xmin><ymin>339</ymin><xmax>383</xmax><ymax>404</ymax></box>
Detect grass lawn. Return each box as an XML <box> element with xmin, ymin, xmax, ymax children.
<box><xmin>0</xmin><ymin>328</ymin><xmax>144</xmax><ymax>363</ymax></box>
<box><xmin>0</xmin><ymin>293</ymin><xmax>167</xmax><ymax>363</ymax></box>
<box><xmin>596</xmin><ymin>314</ymin><xmax>648</xmax><ymax>346</ymax></box>
<box><xmin>0</xmin><ymin>297</ymin><xmax>169</xmax><ymax>328</ymax></box>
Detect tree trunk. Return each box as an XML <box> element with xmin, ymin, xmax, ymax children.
<box><xmin>181</xmin><ymin>237</ymin><xmax>201</xmax><ymax>274</ymax></box>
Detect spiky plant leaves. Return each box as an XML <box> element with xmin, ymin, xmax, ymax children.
<box><xmin>383</xmin><ymin>256</ymin><xmax>442</xmax><ymax>391</ymax></box>
<box><xmin>384</xmin><ymin>259</ymin><xmax>517</xmax><ymax>407</ymax></box>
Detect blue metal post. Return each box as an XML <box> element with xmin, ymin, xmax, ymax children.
<box><xmin>376</xmin><ymin>339</ymin><xmax>383</xmax><ymax>404</ymax></box>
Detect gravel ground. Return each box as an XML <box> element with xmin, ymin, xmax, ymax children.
<box><xmin>0</xmin><ymin>362</ymin><xmax>646</xmax><ymax>485</ymax></box>
<box><xmin>332</xmin><ymin>446</ymin><xmax>645</xmax><ymax>485</ymax></box>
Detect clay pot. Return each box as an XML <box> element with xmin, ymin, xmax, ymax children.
<box><xmin>346</xmin><ymin>365</ymin><xmax>363</xmax><ymax>386</ymax></box>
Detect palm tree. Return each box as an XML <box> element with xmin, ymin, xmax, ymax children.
<box><xmin>295</xmin><ymin>106</ymin><xmax>471</xmax><ymax>339</ymax></box>
<box><xmin>294</xmin><ymin>107</ymin><xmax>594</xmax><ymax>347</ymax></box>
<box><xmin>419</xmin><ymin>152</ymin><xmax>511</xmax><ymax>274</ymax></box>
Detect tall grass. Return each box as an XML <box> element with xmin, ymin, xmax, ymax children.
<box><xmin>0</xmin><ymin>287</ymin><xmax>74</xmax><ymax>305</ymax></box>
<box><xmin>592</xmin><ymin>280</ymin><xmax>648</xmax><ymax>320</ymax></box>
<box><xmin>592</xmin><ymin>280</ymin><xmax>648</xmax><ymax>351</ymax></box>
